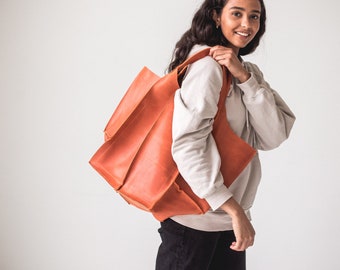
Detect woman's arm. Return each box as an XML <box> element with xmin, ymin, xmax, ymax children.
<box><xmin>172</xmin><ymin>55</ymin><xmax>233</xmax><ymax>210</ymax></box>
<box><xmin>238</xmin><ymin>63</ymin><xmax>295</xmax><ymax>150</ymax></box>
<box><xmin>210</xmin><ymin>45</ymin><xmax>295</xmax><ymax>150</ymax></box>
<box><xmin>220</xmin><ymin>197</ymin><xmax>255</xmax><ymax>251</ymax></box>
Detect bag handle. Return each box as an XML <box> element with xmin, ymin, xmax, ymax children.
<box><xmin>176</xmin><ymin>47</ymin><xmax>211</xmax><ymax>73</ymax></box>
<box><xmin>174</xmin><ymin>47</ymin><xmax>232</xmax><ymax>109</ymax></box>
<box><xmin>218</xmin><ymin>66</ymin><xmax>231</xmax><ymax>111</ymax></box>
<box><xmin>175</xmin><ymin>48</ymin><xmax>211</xmax><ymax>80</ymax></box>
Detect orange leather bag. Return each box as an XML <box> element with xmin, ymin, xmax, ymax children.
<box><xmin>89</xmin><ymin>48</ymin><xmax>256</xmax><ymax>221</ymax></box>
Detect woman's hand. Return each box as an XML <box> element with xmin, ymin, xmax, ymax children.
<box><xmin>210</xmin><ymin>45</ymin><xmax>251</xmax><ymax>83</ymax></box>
<box><xmin>220</xmin><ymin>197</ymin><xmax>255</xmax><ymax>251</ymax></box>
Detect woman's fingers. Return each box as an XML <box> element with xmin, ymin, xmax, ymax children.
<box><xmin>230</xmin><ymin>233</ymin><xmax>255</xmax><ymax>251</ymax></box>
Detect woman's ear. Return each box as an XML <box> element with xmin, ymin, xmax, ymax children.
<box><xmin>212</xmin><ymin>10</ymin><xmax>221</xmax><ymax>28</ymax></box>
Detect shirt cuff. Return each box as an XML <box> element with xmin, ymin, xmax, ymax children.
<box><xmin>237</xmin><ymin>72</ymin><xmax>260</xmax><ymax>97</ymax></box>
<box><xmin>204</xmin><ymin>184</ymin><xmax>233</xmax><ymax>211</ymax></box>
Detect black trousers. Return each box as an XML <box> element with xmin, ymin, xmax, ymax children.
<box><xmin>155</xmin><ymin>218</ymin><xmax>246</xmax><ymax>270</ymax></box>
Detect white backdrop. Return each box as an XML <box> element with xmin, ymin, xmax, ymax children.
<box><xmin>1</xmin><ymin>0</ymin><xmax>340</xmax><ymax>269</ymax></box>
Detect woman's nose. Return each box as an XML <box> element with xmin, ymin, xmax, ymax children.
<box><xmin>241</xmin><ymin>17</ymin><xmax>250</xmax><ymax>28</ymax></box>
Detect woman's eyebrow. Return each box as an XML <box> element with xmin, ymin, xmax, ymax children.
<box><xmin>230</xmin><ymin>6</ymin><xmax>261</xmax><ymax>14</ymax></box>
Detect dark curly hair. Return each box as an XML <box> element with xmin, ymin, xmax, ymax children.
<box><xmin>168</xmin><ymin>0</ymin><xmax>266</xmax><ymax>72</ymax></box>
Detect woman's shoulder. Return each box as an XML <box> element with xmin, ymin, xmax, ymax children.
<box><xmin>187</xmin><ymin>45</ymin><xmax>223</xmax><ymax>77</ymax></box>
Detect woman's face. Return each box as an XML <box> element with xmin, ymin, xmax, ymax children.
<box><xmin>216</xmin><ymin>0</ymin><xmax>261</xmax><ymax>54</ymax></box>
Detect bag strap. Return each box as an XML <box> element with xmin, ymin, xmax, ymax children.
<box><xmin>218</xmin><ymin>66</ymin><xmax>231</xmax><ymax>111</ymax></box>
<box><xmin>176</xmin><ymin>47</ymin><xmax>211</xmax><ymax>73</ymax></box>
<box><xmin>175</xmin><ymin>47</ymin><xmax>232</xmax><ymax>109</ymax></box>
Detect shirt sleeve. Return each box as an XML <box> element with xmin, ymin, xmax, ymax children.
<box><xmin>238</xmin><ymin>63</ymin><xmax>296</xmax><ymax>150</ymax></box>
<box><xmin>171</xmin><ymin>56</ymin><xmax>233</xmax><ymax>210</ymax></box>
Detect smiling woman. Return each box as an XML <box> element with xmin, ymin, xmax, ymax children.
<box><xmin>167</xmin><ymin>0</ymin><xmax>267</xmax><ymax>72</ymax></box>
<box><xmin>213</xmin><ymin>1</ymin><xmax>261</xmax><ymax>55</ymax></box>
<box><xmin>2</xmin><ymin>0</ymin><xmax>340</xmax><ymax>268</ymax></box>
<box><xmin>156</xmin><ymin>0</ymin><xmax>295</xmax><ymax>269</ymax></box>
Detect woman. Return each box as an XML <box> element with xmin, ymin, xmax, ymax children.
<box><xmin>156</xmin><ymin>0</ymin><xmax>295</xmax><ymax>269</ymax></box>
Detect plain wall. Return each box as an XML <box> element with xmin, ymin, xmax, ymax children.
<box><xmin>1</xmin><ymin>0</ymin><xmax>340</xmax><ymax>269</ymax></box>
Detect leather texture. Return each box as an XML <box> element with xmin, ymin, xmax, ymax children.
<box><xmin>89</xmin><ymin>48</ymin><xmax>256</xmax><ymax>221</ymax></box>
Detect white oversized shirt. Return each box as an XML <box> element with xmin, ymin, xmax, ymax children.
<box><xmin>171</xmin><ymin>45</ymin><xmax>295</xmax><ymax>231</ymax></box>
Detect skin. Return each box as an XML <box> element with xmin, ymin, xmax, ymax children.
<box><xmin>210</xmin><ymin>0</ymin><xmax>262</xmax><ymax>252</ymax></box>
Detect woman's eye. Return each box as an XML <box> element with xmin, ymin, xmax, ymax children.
<box><xmin>232</xmin><ymin>12</ymin><xmax>242</xmax><ymax>17</ymax></box>
<box><xmin>251</xmin><ymin>14</ymin><xmax>260</xmax><ymax>20</ymax></box>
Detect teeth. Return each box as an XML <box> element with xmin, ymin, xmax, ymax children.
<box><xmin>236</xmin><ymin>32</ymin><xmax>250</xmax><ymax>37</ymax></box>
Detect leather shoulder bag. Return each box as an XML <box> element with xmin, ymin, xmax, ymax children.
<box><xmin>89</xmin><ymin>48</ymin><xmax>256</xmax><ymax>221</ymax></box>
